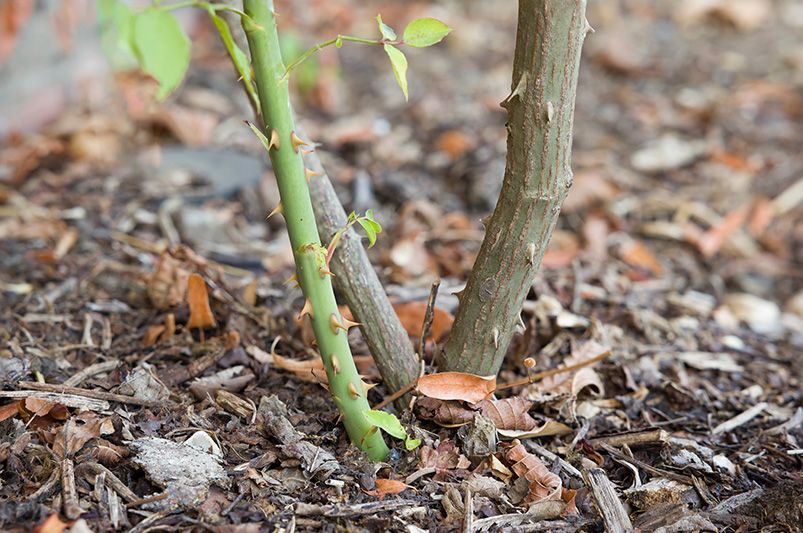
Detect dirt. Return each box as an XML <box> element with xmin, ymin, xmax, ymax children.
<box><xmin>1</xmin><ymin>1</ymin><xmax>802</xmax><ymax>532</ymax></box>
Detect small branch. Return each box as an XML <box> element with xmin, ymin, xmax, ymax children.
<box><xmin>18</xmin><ymin>381</ymin><xmax>163</xmax><ymax>407</ymax></box>
<box><xmin>282</xmin><ymin>35</ymin><xmax>393</xmax><ymax>81</ymax></box>
<box><xmin>494</xmin><ymin>349</ymin><xmax>610</xmax><ymax>392</ymax></box>
<box><xmin>61</xmin><ymin>458</ymin><xmax>82</xmax><ymax>520</ymax></box>
<box><xmin>418</xmin><ymin>279</ymin><xmax>441</xmax><ymax>359</ymax></box>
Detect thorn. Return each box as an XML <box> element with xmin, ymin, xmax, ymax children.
<box><xmin>269</xmin><ymin>128</ymin><xmax>281</xmax><ymax>150</ymax></box>
<box><xmin>331</xmin><ymin>354</ymin><xmax>340</xmax><ymax>374</ymax></box>
<box><xmin>528</xmin><ymin>242</ymin><xmax>536</xmax><ymax>265</ymax></box>
<box><xmin>546</xmin><ymin>101</ymin><xmax>554</xmax><ymax>123</ymax></box>
<box><xmin>301</xmin><ymin>148</ymin><xmax>315</xmax><ymax>156</ymax></box>
<box><xmin>347</xmin><ymin>381</ymin><xmax>360</xmax><ymax>399</ymax></box>
<box><xmin>297</xmin><ymin>298</ymin><xmax>314</xmax><ymax>321</ymax></box>
<box><xmin>584</xmin><ymin>19</ymin><xmax>595</xmax><ymax>34</ymax></box>
<box><xmin>330</xmin><ymin>313</ymin><xmax>347</xmax><ymax>334</ymax></box>
<box><xmin>362</xmin><ymin>381</ymin><xmax>376</xmax><ymax>394</ymax></box>
<box><xmin>341</xmin><ymin>317</ymin><xmax>361</xmax><ymax>330</ymax></box>
<box><xmin>305</xmin><ymin>168</ymin><xmax>322</xmax><ymax>183</ymax></box>
<box><xmin>480</xmin><ymin>215</ymin><xmax>492</xmax><ymax>228</ymax></box>
<box><xmin>319</xmin><ymin>266</ymin><xmax>335</xmax><ymax>278</ymax></box>
<box><xmin>290</xmin><ymin>131</ymin><xmax>308</xmax><ymax>153</ymax></box>
<box><xmin>267</xmin><ymin>202</ymin><xmax>283</xmax><ymax>220</ymax></box>
<box><xmin>453</xmin><ymin>288</ymin><xmax>465</xmax><ymax>302</ymax></box>
<box><xmin>492</xmin><ymin>327</ymin><xmax>500</xmax><ymax>349</ymax></box>
<box><xmin>283</xmin><ymin>273</ymin><xmax>297</xmax><ymax>285</ymax></box>
<box><xmin>515</xmin><ymin>314</ymin><xmax>526</xmax><ymax>335</ymax></box>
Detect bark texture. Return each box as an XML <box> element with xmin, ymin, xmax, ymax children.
<box><xmin>306</xmin><ymin>153</ymin><xmax>420</xmax><ymax>401</ymax></box>
<box><xmin>441</xmin><ymin>0</ymin><xmax>589</xmax><ymax>376</ymax></box>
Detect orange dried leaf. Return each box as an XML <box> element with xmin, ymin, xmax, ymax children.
<box><xmin>393</xmin><ymin>301</ymin><xmax>454</xmax><ymax>341</ymax></box>
<box><xmin>272</xmin><ymin>352</ymin><xmax>328</xmax><ymax>384</ymax></box>
<box><xmin>417</xmin><ymin>372</ymin><xmax>496</xmax><ymax>404</ymax></box>
<box><xmin>619</xmin><ymin>240</ymin><xmax>663</xmax><ymax>276</ymax></box>
<box><xmin>148</xmin><ymin>250</ymin><xmax>190</xmax><ymax>310</ymax></box>
<box><xmin>695</xmin><ymin>204</ymin><xmax>750</xmax><ymax>257</ymax></box>
<box><xmin>365</xmin><ymin>478</ymin><xmax>410</xmax><ymax>500</ymax></box>
<box><xmin>479</xmin><ymin>397</ymin><xmax>536</xmax><ymax>430</ymax></box>
<box><xmin>0</xmin><ymin>401</ymin><xmax>21</xmax><ymax>422</ymax></box>
<box><xmin>505</xmin><ymin>439</ymin><xmax>562</xmax><ymax>504</ymax></box>
<box><xmin>34</xmin><ymin>513</ymin><xmax>70</xmax><ymax>533</ymax></box>
<box><xmin>186</xmin><ymin>274</ymin><xmax>216</xmax><ymax>330</ymax></box>
<box><xmin>143</xmin><ymin>325</ymin><xmax>165</xmax><ymax>347</ymax></box>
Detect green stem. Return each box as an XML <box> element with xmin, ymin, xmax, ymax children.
<box><xmin>242</xmin><ymin>0</ymin><xmax>388</xmax><ymax>461</ymax></box>
<box><xmin>282</xmin><ymin>35</ymin><xmax>392</xmax><ymax>81</ymax></box>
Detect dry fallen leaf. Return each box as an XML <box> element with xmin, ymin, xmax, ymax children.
<box><xmin>148</xmin><ymin>250</ymin><xmax>191</xmax><ymax>310</ymax></box>
<box><xmin>33</xmin><ymin>513</ymin><xmax>70</xmax><ymax>533</ymax></box>
<box><xmin>418</xmin><ymin>440</ymin><xmax>471</xmax><ymax>481</ymax></box>
<box><xmin>505</xmin><ymin>439</ymin><xmax>562</xmax><ymax>504</ymax></box>
<box><xmin>365</xmin><ymin>478</ymin><xmax>411</xmax><ymax>500</ymax></box>
<box><xmin>272</xmin><ymin>351</ymin><xmax>375</xmax><ymax>385</ymax></box>
<box><xmin>0</xmin><ymin>401</ymin><xmax>20</xmax><ymax>422</ymax></box>
<box><xmin>496</xmin><ymin>420</ymin><xmax>574</xmax><ymax>440</ymax></box>
<box><xmin>416</xmin><ymin>397</ymin><xmax>537</xmax><ymax>430</ymax></box>
<box><xmin>417</xmin><ymin>372</ymin><xmax>496</xmax><ymax>404</ymax></box>
<box><xmin>186</xmin><ymin>273</ymin><xmax>216</xmax><ymax>330</ymax></box>
<box><xmin>619</xmin><ymin>239</ymin><xmax>663</xmax><ymax>277</ymax></box>
<box><xmin>540</xmin><ymin>341</ymin><xmax>607</xmax><ymax>397</ymax></box>
<box><xmin>52</xmin><ymin>412</ymin><xmax>106</xmax><ymax>459</ymax></box>
<box><xmin>393</xmin><ymin>301</ymin><xmax>454</xmax><ymax>341</ymax></box>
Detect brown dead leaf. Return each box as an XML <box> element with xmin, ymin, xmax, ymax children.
<box><xmin>149</xmin><ymin>104</ymin><xmax>219</xmax><ymax>146</ymax></box>
<box><xmin>0</xmin><ymin>0</ymin><xmax>34</xmax><ymax>63</ymax></box>
<box><xmin>540</xmin><ymin>341</ymin><xmax>607</xmax><ymax>397</ymax></box>
<box><xmin>393</xmin><ymin>301</ymin><xmax>454</xmax><ymax>341</ymax></box>
<box><xmin>619</xmin><ymin>239</ymin><xmax>663</xmax><ymax>276</ymax></box>
<box><xmin>505</xmin><ymin>439</ymin><xmax>562</xmax><ymax>504</ymax></box>
<box><xmin>435</xmin><ymin>130</ymin><xmax>473</xmax><ymax>160</ymax></box>
<box><xmin>148</xmin><ymin>250</ymin><xmax>191</xmax><ymax>309</ymax></box>
<box><xmin>479</xmin><ymin>397</ymin><xmax>537</xmax><ymax>430</ymax></box>
<box><xmin>694</xmin><ymin>204</ymin><xmax>750</xmax><ymax>258</ymax></box>
<box><xmin>272</xmin><ymin>351</ymin><xmax>375</xmax><ymax>384</ymax></box>
<box><xmin>419</xmin><ymin>440</ymin><xmax>471</xmax><ymax>481</ymax></box>
<box><xmin>415</xmin><ymin>397</ymin><xmax>476</xmax><ymax>427</ymax></box>
<box><xmin>417</xmin><ymin>372</ymin><xmax>496</xmax><ymax>404</ymax></box>
<box><xmin>186</xmin><ymin>273</ymin><xmax>216</xmax><ymax>330</ymax></box>
<box><xmin>24</xmin><ymin>398</ymin><xmax>67</xmax><ymax>419</ymax></box>
<box><xmin>0</xmin><ymin>401</ymin><xmax>21</xmax><ymax>422</ymax></box>
<box><xmin>52</xmin><ymin>412</ymin><xmax>105</xmax><ymax>459</ymax></box>
<box><xmin>365</xmin><ymin>478</ymin><xmax>411</xmax><ymax>500</ymax></box>
<box><xmin>34</xmin><ymin>513</ymin><xmax>70</xmax><ymax>533</ymax></box>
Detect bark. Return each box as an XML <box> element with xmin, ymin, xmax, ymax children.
<box><xmin>306</xmin><ymin>152</ymin><xmax>420</xmax><ymax>402</ymax></box>
<box><xmin>441</xmin><ymin>0</ymin><xmax>589</xmax><ymax>376</ymax></box>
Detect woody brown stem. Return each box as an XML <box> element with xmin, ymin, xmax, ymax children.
<box><xmin>441</xmin><ymin>0</ymin><xmax>590</xmax><ymax>376</ymax></box>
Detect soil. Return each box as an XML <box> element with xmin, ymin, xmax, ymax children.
<box><xmin>1</xmin><ymin>1</ymin><xmax>802</xmax><ymax>532</ymax></box>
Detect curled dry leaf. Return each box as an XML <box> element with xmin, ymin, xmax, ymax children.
<box><xmin>147</xmin><ymin>250</ymin><xmax>191</xmax><ymax>310</ymax></box>
<box><xmin>480</xmin><ymin>397</ymin><xmax>537</xmax><ymax>430</ymax></box>
<box><xmin>505</xmin><ymin>439</ymin><xmax>562</xmax><ymax>504</ymax></box>
<box><xmin>52</xmin><ymin>412</ymin><xmax>109</xmax><ymax>459</ymax></box>
<box><xmin>418</xmin><ymin>440</ymin><xmax>471</xmax><ymax>481</ymax></box>
<box><xmin>364</xmin><ymin>478</ymin><xmax>411</xmax><ymax>500</ymax></box>
<box><xmin>539</xmin><ymin>341</ymin><xmax>607</xmax><ymax>397</ymax></box>
<box><xmin>393</xmin><ymin>301</ymin><xmax>454</xmax><ymax>341</ymax></box>
<box><xmin>186</xmin><ymin>273</ymin><xmax>216</xmax><ymax>330</ymax></box>
<box><xmin>416</xmin><ymin>371</ymin><xmax>496</xmax><ymax>404</ymax></box>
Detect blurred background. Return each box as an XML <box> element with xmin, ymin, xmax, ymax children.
<box><xmin>1</xmin><ymin>0</ymin><xmax>802</xmax><ymax>334</ymax></box>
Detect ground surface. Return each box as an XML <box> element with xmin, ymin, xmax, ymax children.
<box><xmin>1</xmin><ymin>1</ymin><xmax>802</xmax><ymax>532</ymax></box>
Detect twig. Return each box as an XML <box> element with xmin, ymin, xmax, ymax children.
<box><xmin>0</xmin><ymin>390</ymin><xmax>109</xmax><ymax>411</ymax></box>
<box><xmin>126</xmin><ymin>492</ymin><xmax>169</xmax><ymax>509</ymax></box>
<box><xmin>494</xmin><ymin>349</ymin><xmax>611</xmax><ymax>392</ymax></box>
<box><xmin>76</xmin><ymin>462</ymin><xmax>138</xmax><ymax>503</ymax></box>
<box><xmin>27</xmin><ymin>467</ymin><xmax>60</xmax><ymax>502</ymax></box>
<box><xmin>18</xmin><ymin>381</ymin><xmax>162</xmax><ymax>407</ymax></box>
<box><xmin>582</xmin><ymin>467</ymin><xmax>633</xmax><ymax>533</ymax></box>
<box><xmin>712</xmin><ymin>402</ymin><xmax>767</xmax><ymax>435</ymax></box>
<box><xmin>419</xmin><ymin>279</ymin><xmax>441</xmax><ymax>359</ymax></box>
<box><xmin>61</xmin><ymin>458</ymin><xmax>83</xmax><ymax>520</ymax></box>
<box><xmin>462</xmin><ymin>487</ymin><xmax>473</xmax><ymax>533</ymax></box>
<box><xmin>373</xmin><ymin>359</ymin><xmax>425</xmax><ymax>411</ymax></box>
<box><xmin>600</xmin><ymin>444</ymin><xmax>694</xmax><ymax>485</ymax></box>
<box><xmin>63</xmin><ymin>360</ymin><xmax>120</xmax><ymax>387</ymax></box>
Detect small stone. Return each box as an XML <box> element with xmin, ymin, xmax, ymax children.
<box><xmin>724</xmin><ymin>293</ymin><xmax>782</xmax><ymax>335</ymax></box>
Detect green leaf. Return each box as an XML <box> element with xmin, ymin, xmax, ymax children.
<box><xmin>357</xmin><ymin>219</ymin><xmax>377</xmax><ymax>248</ymax></box>
<box><xmin>364</xmin><ymin>410</ymin><xmax>406</xmax><ymax>440</ymax></box>
<box><xmin>207</xmin><ymin>9</ymin><xmax>252</xmax><ymax>90</ymax></box>
<box><xmin>245</xmin><ymin>121</ymin><xmax>272</xmax><ymax>151</ymax></box>
<box><xmin>405</xmin><ymin>436</ymin><xmax>422</xmax><ymax>451</ymax></box>
<box><xmin>383</xmin><ymin>44</ymin><xmax>408</xmax><ymax>101</ymax></box>
<box><xmin>376</xmin><ymin>14</ymin><xmax>397</xmax><ymax>41</ymax></box>
<box><xmin>131</xmin><ymin>9</ymin><xmax>191</xmax><ymax>100</ymax></box>
<box><xmin>402</xmin><ymin>17</ymin><xmax>451</xmax><ymax>48</ymax></box>
<box><xmin>98</xmin><ymin>0</ymin><xmax>136</xmax><ymax>68</ymax></box>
